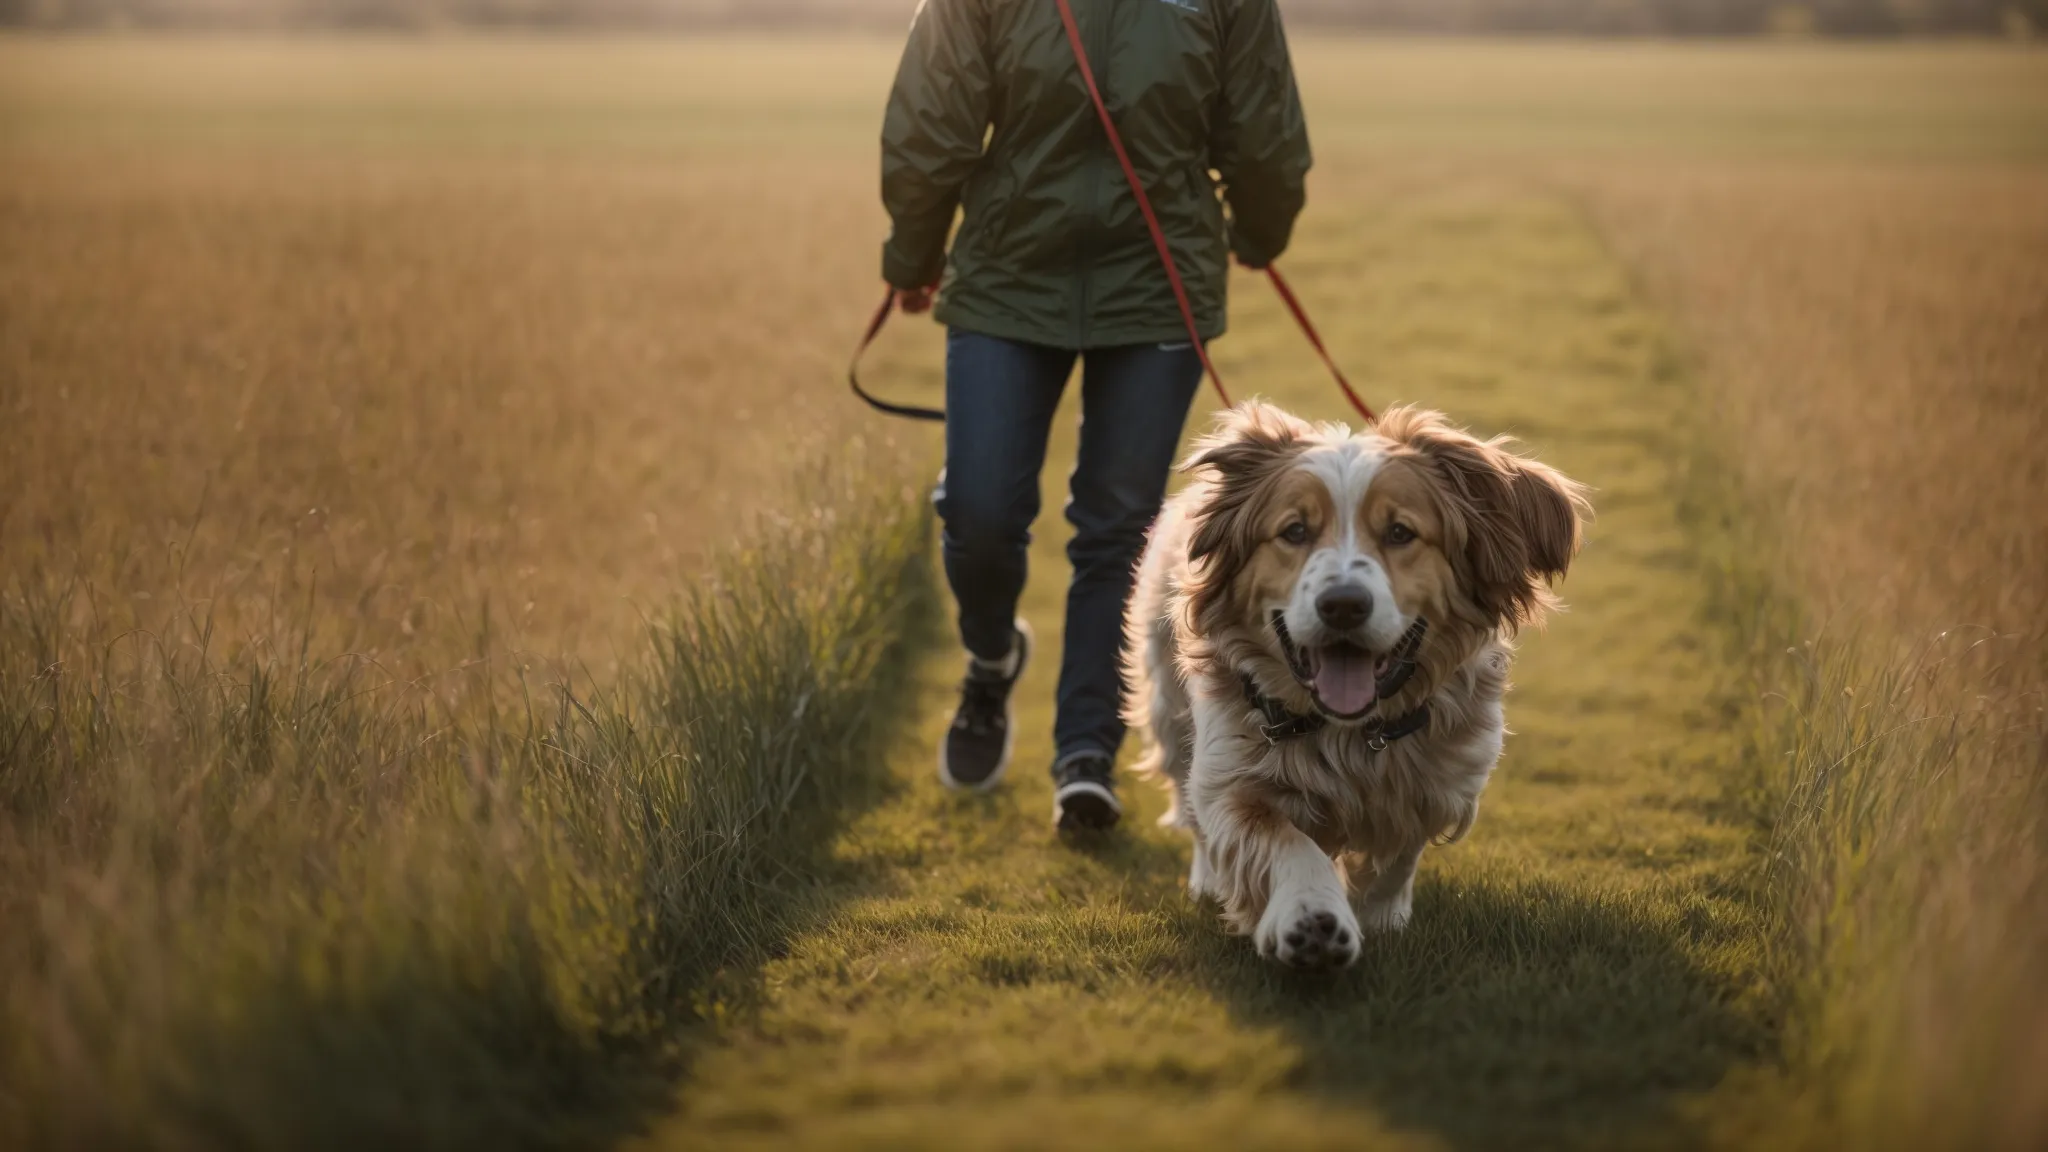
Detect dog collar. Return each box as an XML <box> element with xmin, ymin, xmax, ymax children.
<box><xmin>1239</xmin><ymin>673</ymin><xmax>1433</xmax><ymax>750</ymax></box>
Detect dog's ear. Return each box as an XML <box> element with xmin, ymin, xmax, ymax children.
<box><xmin>1376</xmin><ymin>406</ymin><xmax>1590</xmax><ymax>632</ymax></box>
<box><xmin>1507</xmin><ymin>456</ymin><xmax>1586</xmax><ymax>583</ymax></box>
<box><xmin>1184</xmin><ymin>401</ymin><xmax>1311</xmax><ymax>562</ymax></box>
<box><xmin>1181</xmin><ymin>401</ymin><xmax>1311</xmax><ymax>625</ymax></box>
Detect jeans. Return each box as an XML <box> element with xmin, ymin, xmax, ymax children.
<box><xmin>934</xmin><ymin>328</ymin><xmax>1204</xmax><ymax>765</ymax></box>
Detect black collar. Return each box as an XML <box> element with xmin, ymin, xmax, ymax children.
<box><xmin>1242</xmin><ymin>616</ymin><xmax>1433</xmax><ymax>750</ymax></box>
<box><xmin>1240</xmin><ymin>675</ymin><xmax>1432</xmax><ymax>751</ymax></box>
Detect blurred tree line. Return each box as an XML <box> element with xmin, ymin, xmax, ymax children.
<box><xmin>0</xmin><ymin>0</ymin><xmax>2041</xmax><ymax>34</ymax></box>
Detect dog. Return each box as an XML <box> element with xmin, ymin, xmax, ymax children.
<box><xmin>1124</xmin><ymin>401</ymin><xmax>1589</xmax><ymax>970</ymax></box>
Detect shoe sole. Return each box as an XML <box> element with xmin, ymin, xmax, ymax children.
<box><xmin>937</xmin><ymin>618</ymin><xmax>1032</xmax><ymax>794</ymax></box>
<box><xmin>1054</xmin><ymin>780</ymin><xmax>1123</xmax><ymax>833</ymax></box>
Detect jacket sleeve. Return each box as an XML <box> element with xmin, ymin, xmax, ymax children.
<box><xmin>1211</xmin><ymin>0</ymin><xmax>1312</xmax><ymax>269</ymax></box>
<box><xmin>880</xmin><ymin>0</ymin><xmax>993</xmax><ymax>291</ymax></box>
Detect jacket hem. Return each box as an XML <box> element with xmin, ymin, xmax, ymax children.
<box><xmin>935</xmin><ymin>301</ymin><xmax>1227</xmax><ymax>352</ymax></box>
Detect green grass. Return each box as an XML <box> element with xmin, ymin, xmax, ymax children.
<box><xmin>0</xmin><ymin>466</ymin><xmax>935</xmax><ymax>1149</ymax></box>
<box><xmin>641</xmin><ymin>184</ymin><xmax>1778</xmax><ymax>1151</ymax></box>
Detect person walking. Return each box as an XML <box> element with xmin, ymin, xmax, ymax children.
<box><xmin>881</xmin><ymin>0</ymin><xmax>1311</xmax><ymax>831</ymax></box>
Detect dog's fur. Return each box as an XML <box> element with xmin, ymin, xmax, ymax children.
<box><xmin>1125</xmin><ymin>401</ymin><xmax>1590</xmax><ymax>969</ymax></box>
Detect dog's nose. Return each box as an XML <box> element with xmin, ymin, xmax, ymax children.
<box><xmin>1316</xmin><ymin>585</ymin><xmax>1373</xmax><ymax>632</ymax></box>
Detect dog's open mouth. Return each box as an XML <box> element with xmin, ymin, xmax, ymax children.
<box><xmin>1305</xmin><ymin>642</ymin><xmax>1383</xmax><ymax>719</ymax></box>
<box><xmin>1272</xmin><ymin>612</ymin><xmax>1427</xmax><ymax>721</ymax></box>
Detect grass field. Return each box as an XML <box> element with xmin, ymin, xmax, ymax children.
<box><xmin>2</xmin><ymin>34</ymin><xmax>2045</xmax><ymax>1151</ymax></box>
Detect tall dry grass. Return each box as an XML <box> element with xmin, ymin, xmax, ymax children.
<box><xmin>0</xmin><ymin>468</ymin><xmax>933</xmax><ymax>1148</ymax></box>
<box><xmin>0</xmin><ymin>36</ymin><xmax>909</xmax><ymax>673</ymax></box>
<box><xmin>1589</xmin><ymin>165</ymin><xmax>2048</xmax><ymax>1149</ymax></box>
<box><xmin>0</xmin><ymin>36</ymin><xmax>939</xmax><ymax>1147</ymax></box>
<box><xmin>0</xmin><ymin>152</ymin><xmax>898</xmax><ymax>671</ymax></box>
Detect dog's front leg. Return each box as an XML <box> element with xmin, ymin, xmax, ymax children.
<box><xmin>1255</xmin><ymin>821</ymin><xmax>1361</xmax><ymax>970</ymax></box>
<box><xmin>1187</xmin><ymin>694</ymin><xmax>1360</xmax><ymax>970</ymax></box>
<box><xmin>1199</xmin><ymin>788</ymin><xmax>1361</xmax><ymax>970</ymax></box>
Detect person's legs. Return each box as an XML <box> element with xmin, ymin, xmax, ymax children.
<box><xmin>936</xmin><ymin>329</ymin><xmax>1073</xmax><ymax>659</ymax></box>
<box><xmin>933</xmin><ymin>328</ymin><xmax>1074</xmax><ymax>790</ymax></box>
<box><xmin>1052</xmin><ymin>340</ymin><xmax>1203</xmax><ymax>819</ymax></box>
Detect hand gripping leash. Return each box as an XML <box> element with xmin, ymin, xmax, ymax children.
<box><xmin>850</xmin><ymin>0</ymin><xmax>1375</xmax><ymax>426</ymax></box>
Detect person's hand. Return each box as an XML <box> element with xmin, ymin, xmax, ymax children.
<box><xmin>897</xmin><ymin>284</ymin><xmax>937</xmax><ymax>315</ymax></box>
<box><xmin>1234</xmin><ymin>253</ymin><xmax>1268</xmax><ymax>272</ymax></box>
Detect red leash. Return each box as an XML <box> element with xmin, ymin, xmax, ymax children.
<box><xmin>1261</xmin><ymin>263</ymin><xmax>1376</xmax><ymax>424</ymax></box>
<box><xmin>851</xmin><ymin>0</ymin><xmax>1374</xmax><ymax>425</ymax></box>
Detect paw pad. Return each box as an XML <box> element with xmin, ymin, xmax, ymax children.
<box><xmin>1276</xmin><ymin>906</ymin><xmax>1359</xmax><ymax>971</ymax></box>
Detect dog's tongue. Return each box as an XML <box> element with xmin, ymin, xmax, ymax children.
<box><xmin>1311</xmin><ymin>645</ymin><xmax>1378</xmax><ymax>716</ymax></box>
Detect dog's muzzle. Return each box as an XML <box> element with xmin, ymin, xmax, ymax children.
<box><xmin>1270</xmin><ymin>611</ymin><xmax>1429</xmax><ymax>720</ymax></box>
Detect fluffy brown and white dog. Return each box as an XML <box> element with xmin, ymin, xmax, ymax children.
<box><xmin>1125</xmin><ymin>401</ymin><xmax>1589</xmax><ymax>970</ymax></box>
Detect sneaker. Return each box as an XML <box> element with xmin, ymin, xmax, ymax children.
<box><xmin>1052</xmin><ymin>752</ymin><xmax>1122</xmax><ymax>833</ymax></box>
<box><xmin>938</xmin><ymin>619</ymin><xmax>1032</xmax><ymax>792</ymax></box>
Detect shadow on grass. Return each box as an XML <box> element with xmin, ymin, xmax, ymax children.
<box><xmin>1175</xmin><ymin>866</ymin><xmax>1767</xmax><ymax>1151</ymax></box>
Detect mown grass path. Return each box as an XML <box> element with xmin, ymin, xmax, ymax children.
<box><xmin>639</xmin><ymin>180</ymin><xmax>1770</xmax><ymax>1151</ymax></box>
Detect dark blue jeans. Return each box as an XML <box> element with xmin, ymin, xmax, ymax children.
<box><xmin>935</xmin><ymin>328</ymin><xmax>1203</xmax><ymax>765</ymax></box>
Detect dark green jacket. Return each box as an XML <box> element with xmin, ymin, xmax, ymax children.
<box><xmin>881</xmin><ymin>0</ymin><xmax>1312</xmax><ymax>350</ymax></box>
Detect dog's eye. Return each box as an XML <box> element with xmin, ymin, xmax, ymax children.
<box><xmin>1279</xmin><ymin>521</ymin><xmax>1311</xmax><ymax>546</ymax></box>
<box><xmin>1384</xmin><ymin>523</ymin><xmax>1417</xmax><ymax>547</ymax></box>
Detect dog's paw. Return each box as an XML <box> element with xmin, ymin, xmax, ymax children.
<box><xmin>1256</xmin><ymin>892</ymin><xmax>1361</xmax><ymax>971</ymax></box>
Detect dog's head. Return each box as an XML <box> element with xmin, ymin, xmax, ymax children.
<box><xmin>1182</xmin><ymin>401</ymin><xmax>1589</xmax><ymax>722</ymax></box>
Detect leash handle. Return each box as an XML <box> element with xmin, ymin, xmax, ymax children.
<box><xmin>848</xmin><ymin>285</ymin><xmax>945</xmax><ymax>422</ymax></box>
